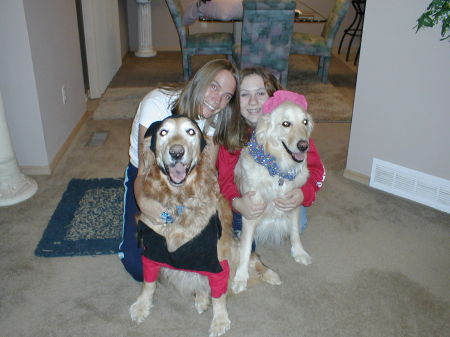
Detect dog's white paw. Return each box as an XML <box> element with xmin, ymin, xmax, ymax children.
<box><xmin>292</xmin><ymin>248</ymin><xmax>312</xmax><ymax>266</ymax></box>
<box><xmin>209</xmin><ymin>313</ymin><xmax>231</xmax><ymax>337</ymax></box>
<box><xmin>262</xmin><ymin>268</ymin><xmax>282</xmax><ymax>286</ymax></box>
<box><xmin>129</xmin><ymin>298</ymin><xmax>152</xmax><ymax>324</ymax></box>
<box><xmin>232</xmin><ymin>269</ymin><xmax>249</xmax><ymax>294</ymax></box>
<box><xmin>231</xmin><ymin>277</ymin><xmax>248</xmax><ymax>294</ymax></box>
<box><xmin>231</xmin><ymin>279</ymin><xmax>248</xmax><ymax>294</ymax></box>
<box><xmin>194</xmin><ymin>294</ymin><xmax>210</xmax><ymax>314</ymax></box>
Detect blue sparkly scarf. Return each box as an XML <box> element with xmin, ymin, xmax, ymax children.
<box><xmin>247</xmin><ymin>132</ymin><xmax>297</xmax><ymax>181</ymax></box>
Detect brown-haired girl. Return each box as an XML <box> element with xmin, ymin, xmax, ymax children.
<box><xmin>119</xmin><ymin>59</ymin><xmax>243</xmax><ymax>282</ymax></box>
<box><xmin>217</xmin><ymin>67</ymin><xmax>325</xmax><ymax>240</ymax></box>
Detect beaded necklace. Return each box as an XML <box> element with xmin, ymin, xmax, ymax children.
<box><xmin>247</xmin><ymin>132</ymin><xmax>297</xmax><ymax>186</ymax></box>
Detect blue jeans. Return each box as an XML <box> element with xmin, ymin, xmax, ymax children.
<box><xmin>299</xmin><ymin>205</ymin><xmax>308</xmax><ymax>233</ymax></box>
<box><xmin>232</xmin><ymin>206</ymin><xmax>308</xmax><ymax>251</ymax></box>
<box><xmin>118</xmin><ymin>163</ymin><xmax>144</xmax><ymax>282</ymax></box>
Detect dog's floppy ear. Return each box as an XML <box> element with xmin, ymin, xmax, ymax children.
<box><xmin>255</xmin><ymin>114</ymin><xmax>271</xmax><ymax>146</ymax></box>
<box><xmin>144</xmin><ymin>120</ymin><xmax>162</xmax><ymax>153</ymax></box>
<box><xmin>190</xmin><ymin>119</ymin><xmax>207</xmax><ymax>153</ymax></box>
<box><xmin>305</xmin><ymin>112</ymin><xmax>314</xmax><ymax>137</ymax></box>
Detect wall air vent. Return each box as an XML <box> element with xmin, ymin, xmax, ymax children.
<box><xmin>370</xmin><ymin>158</ymin><xmax>450</xmax><ymax>214</ymax></box>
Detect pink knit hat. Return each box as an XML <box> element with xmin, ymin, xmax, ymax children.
<box><xmin>262</xmin><ymin>90</ymin><xmax>308</xmax><ymax>114</ymax></box>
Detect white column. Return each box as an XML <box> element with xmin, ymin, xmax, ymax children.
<box><xmin>0</xmin><ymin>91</ymin><xmax>38</xmax><ymax>207</ymax></box>
<box><xmin>135</xmin><ymin>0</ymin><xmax>157</xmax><ymax>58</ymax></box>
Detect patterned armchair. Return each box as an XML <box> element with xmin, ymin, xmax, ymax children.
<box><xmin>233</xmin><ymin>0</ymin><xmax>296</xmax><ymax>87</ymax></box>
<box><xmin>164</xmin><ymin>0</ymin><xmax>234</xmax><ymax>81</ymax></box>
<box><xmin>290</xmin><ymin>0</ymin><xmax>350</xmax><ymax>83</ymax></box>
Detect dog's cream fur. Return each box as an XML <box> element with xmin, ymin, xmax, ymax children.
<box><xmin>232</xmin><ymin>102</ymin><xmax>314</xmax><ymax>294</ymax></box>
<box><xmin>129</xmin><ymin>116</ymin><xmax>280</xmax><ymax>337</ymax></box>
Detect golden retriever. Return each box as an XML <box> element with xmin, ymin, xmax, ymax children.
<box><xmin>129</xmin><ymin>115</ymin><xmax>280</xmax><ymax>337</ymax></box>
<box><xmin>232</xmin><ymin>101</ymin><xmax>314</xmax><ymax>294</ymax></box>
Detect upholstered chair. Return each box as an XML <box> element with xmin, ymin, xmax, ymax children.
<box><xmin>164</xmin><ymin>0</ymin><xmax>234</xmax><ymax>81</ymax></box>
<box><xmin>290</xmin><ymin>0</ymin><xmax>350</xmax><ymax>83</ymax></box>
<box><xmin>233</xmin><ymin>0</ymin><xmax>296</xmax><ymax>87</ymax></box>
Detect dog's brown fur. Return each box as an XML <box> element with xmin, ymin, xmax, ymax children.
<box><xmin>129</xmin><ymin>116</ymin><xmax>280</xmax><ymax>337</ymax></box>
<box><xmin>141</xmin><ymin>135</ymin><xmax>232</xmax><ymax>255</ymax></box>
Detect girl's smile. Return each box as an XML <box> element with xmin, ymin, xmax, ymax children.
<box><xmin>239</xmin><ymin>74</ymin><xmax>269</xmax><ymax>127</ymax></box>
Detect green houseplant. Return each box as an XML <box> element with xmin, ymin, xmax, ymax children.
<box><xmin>415</xmin><ymin>0</ymin><xmax>450</xmax><ymax>40</ymax></box>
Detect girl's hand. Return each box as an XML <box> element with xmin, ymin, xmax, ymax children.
<box><xmin>274</xmin><ymin>189</ymin><xmax>304</xmax><ymax>212</ymax></box>
<box><xmin>232</xmin><ymin>191</ymin><xmax>267</xmax><ymax>220</ymax></box>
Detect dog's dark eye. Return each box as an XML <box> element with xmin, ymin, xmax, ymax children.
<box><xmin>282</xmin><ymin>121</ymin><xmax>291</xmax><ymax>127</ymax></box>
<box><xmin>186</xmin><ymin>128</ymin><xmax>196</xmax><ymax>136</ymax></box>
<box><xmin>160</xmin><ymin>129</ymin><xmax>168</xmax><ymax>136</ymax></box>
<box><xmin>303</xmin><ymin>119</ymin><xmax>308</xmax><ymax>126</ymax></box>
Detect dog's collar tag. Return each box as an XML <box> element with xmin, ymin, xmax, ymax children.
<box><xmin>160</xmin><ymin>206</ymin><xmax>185</xmax><ymax>225</ymax></box>
<box><xmin>160</xmin><ymin>211</ymin><xmax>173</xmax><ymax>225</ymax></box>
<box><xmin>278</xmin><ymin>178</ymin><xmax>284</xmax><ymax>186</ymax></box>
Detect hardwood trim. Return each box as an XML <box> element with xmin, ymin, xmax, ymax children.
<box><xmin>343</xmin><ymin>168</ymin><xmax>370</xmax><ymax>185</ymax></box>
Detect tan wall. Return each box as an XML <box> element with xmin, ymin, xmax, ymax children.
<box><xmin>346</xmin><ymin>0</ymin><xmax>450</xmax><ymax>181</ymax></box>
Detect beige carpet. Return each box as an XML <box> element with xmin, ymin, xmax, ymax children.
<box><xmin>1</xmin><ymin>119</ymin><xmax>449</xmax><ymax>337</ymax></box>
<box><xmin>92</xmin><ymin>87</ymin><xmax>154</xmax><ymax>120</ymax></box>
<box><xmin>287</xmin><ymin>55</ymin><xmax>353</xmax><ymax>122</ymax></box>
<box><xmin>93</xmin><ymin>57</ymin><xmax>352</xmax><ymax>122</ymax></box>
<box><xmin>288</xmin><ymin>77</ymin><xmax>352</xmax><ymax>122</ymax></box>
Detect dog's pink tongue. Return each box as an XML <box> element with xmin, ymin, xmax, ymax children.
<box><xmin>293</xmin><ymin>152</ymin><xmax>306</xmax><ymax>162</ymax></box>
<box><xmin>169</xmin><ymin>163</ymin><xmax>186</xmax><ymax>183</ymax></box>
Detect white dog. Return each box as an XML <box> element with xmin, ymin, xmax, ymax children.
<box><xmin>232</xmin><ymin>91</ymin><xmax>314</xmax><ymax>294</ymax></box>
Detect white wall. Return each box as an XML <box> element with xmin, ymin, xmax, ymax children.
<box><xmin>346</xmin><ymin>0</ymin><xmax>450</xmax><ymax>181</ymax></box>
<box><xmin>0</xmin><ymin>0</ymin><xmax>86</xmax><ymax>172</ymax></box>
<box><xmin>24</xmin><ymin>0</ymin><xmax>87</xmax><ymax>168</ymax></box>
<box><xmin>81</xmin><ymin>0</ymin><xmax>122</xmax><ymax>98</ymax></box>
<box><xmin>0</xmin><ymin>1</ymin><xmax>49</xmax><ymax>169</ymax></box>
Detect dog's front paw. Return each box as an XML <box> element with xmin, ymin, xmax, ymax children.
<box><xmin>129</xmin><ymin>298</ymin><xmax>152</xmax><ymax>324</ymax></box>
<box><xmin>209</xmin><ymin>313</ymin><xmax>231</xmax><ymax>337</ymax></box>
<box><xmin>292</xmin><ymin>247</ymin><xmax>312</xmax><ymax>266</ymax></box>
<box><xmin>231</xmin><ymin>276</ymin><xmax>248</xmax><ymax>294</ymax></box>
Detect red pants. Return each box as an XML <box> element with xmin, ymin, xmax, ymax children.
<box><xmin>142</xmin><ymin>256</ymin><xmax>230</xmax><ymax>298</ymax></box>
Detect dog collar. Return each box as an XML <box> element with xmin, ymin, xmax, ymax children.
<box><xmin>247</xmin><ymin>132</ymin><xmax>297</xmax><ymax>185</ymax></box>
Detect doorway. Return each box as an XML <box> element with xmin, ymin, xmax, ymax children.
<box><xmin>75</xmin><ymin>0</ymin><xmax>89</xmax><ymax>94</ymax></box>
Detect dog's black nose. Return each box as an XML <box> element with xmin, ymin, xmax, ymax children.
<box><xmin>297</xmin><ymin>140</ymin><xmax>309</xmax><ymax>152</ymax></box>
<box><xmin>169</xmin><ymin>144</ymin><xmax>185</xmax><ymax>159</ymax></box>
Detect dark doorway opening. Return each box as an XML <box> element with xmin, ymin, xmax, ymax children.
<box><xmin>75</xmin><ymin>0</ymin><xmax>89</xmax><ymax>94</ymax></box>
